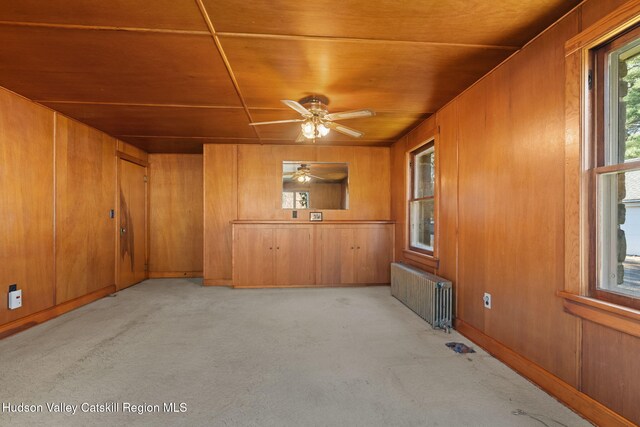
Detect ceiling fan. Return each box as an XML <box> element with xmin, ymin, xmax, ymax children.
<box><xmin>283</xmin><ymin>164</ymin><xmax>325</xmax><ymax>183</ymax></box>
<box><xmin>249</xmin><ymin>95</ymin><xmax>375</xmax><ymax>142</ymax></box>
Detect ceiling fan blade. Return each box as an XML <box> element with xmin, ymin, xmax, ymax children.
<box><xmin>295</xmin><ymin>131</ymin><xmax>306</xmax><ymax>143</ymax></box>
<box><xmin>325</xmin><ymin>109</ymin><xmax>375</xmax><ymax>121</ymax></box>
<box><xmin>309</xmin><ymin>174</ymin><xmax>326</xmax><ymax>180</ymax></box>
<box><xmin>282</xmin><ymin>100</ymin><xmax>312</xmax><ymax>116</ymax></box>
<box><xmin>326</xmin><ymin>122</ymin><xmax>364</xmax><ymax>138</ymax></box>
<box><xmin>249</xmin><ymin>119</ymin><xmax>304</xmax><ymax>126</ymax></box>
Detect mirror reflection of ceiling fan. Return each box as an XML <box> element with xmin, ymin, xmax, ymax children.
<box><xmin>283</xmin><ymin>164</ymin><xmax>325</xmax><ymax>183</ymax></box>
<box><xmin>249</xmin><ymin>95</ymin><xmax>375</xmax><ymax>142</ymax></box>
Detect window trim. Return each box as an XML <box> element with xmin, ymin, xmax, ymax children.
<box><xmin>562</xmin><ymin>2</ymin><xmax>640</xmax><ymax>328</ymax></box>
<box><xmin>591</xmin><ymin>24</ymin><xmax>640</xmax><ymax>310</ymax></box>
<box><xmin>407</xmin><ymin>138</ymin><xmax>437</xmax><ymax>256</ymax></box>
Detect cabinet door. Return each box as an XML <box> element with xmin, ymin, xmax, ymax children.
<box><xmin>355</xmin><ymin>226</ymin><xmax>392</xmax><ymax>284</ymax></box>
<box><xmin>316</xmin><ymin>227</ymin><xmax>356</xmax><ymax>285</ymax></box>
<box><xmin>275</xmin><ymin>227</ymin><xmax>314</xmax><ymax>286</ymax></box>
<box><xmin>235</xmin><ymin>228</ymin><xmax>274</xmax><ymax>286</ymax></box>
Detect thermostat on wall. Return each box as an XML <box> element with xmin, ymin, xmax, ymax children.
<box><xmin>8</xmin><ymin>289</ymin><xmax>22</xmax><ymax>310</ymax></box>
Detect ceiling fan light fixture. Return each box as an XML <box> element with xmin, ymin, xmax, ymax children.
<box><xmin>317</xmin><ymin>123</ymin><xmax>330</xmax><ymax>137</ymax></box>
<box><xmin>301</xmin><ymin>120</ymin><xmax>315</xmax><ymax>139</ymax></box>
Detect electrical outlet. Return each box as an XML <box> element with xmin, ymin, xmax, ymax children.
<box><xmin>483</xmin><ymin>292</ymin><xmax>492</xmax><ymax>309</ymax></box>
<box><xmin>8</xmin><ymin>289</ymin><xmax>22</xmax><ymax>310</ymax></box>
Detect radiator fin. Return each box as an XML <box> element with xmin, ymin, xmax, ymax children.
<box><xmin>391</xmin><ymin>262</ymin><xmax>453</xmax><ymax>330</ymax></box>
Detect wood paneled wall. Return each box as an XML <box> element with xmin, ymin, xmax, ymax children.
<box><xmin>237</xmin><ymin>145</ymin><xmax>390</xmax><ymax>221</ymax></box>
<box><xmin>390</xmin><ymin>0</ymin><xmax>640</xmax><ymax>424</ymax></box>
<box><xmin>0</xmin><ymin>85</ymin><xmax>148</xmax><ymax>334</ymax></box>
<box><xmin>203</xmin><ymin>144</ymin><xmax>237</xmax><ymax>285</ymax></box>
<box><xmin>148</xmin><ymin>154</ymin><xmax>203</xmax><ymax>276</ymax></box>
<box><xmin>204</xmin><ymin>144</ymin><xmax>390</xmax><ymax>284</ymax></box>
<box><xmin>0</xmin><ymin>87</ymin><xmax>55</xmax><ymax>326</ymax></box>
<box><xmin>56</xmin><ymin>116</ymin><xmax>116</xmax><ymax>303</ymax></box>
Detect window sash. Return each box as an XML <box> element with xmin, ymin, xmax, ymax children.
<box><xmin>593</xmin><ymin>27</ymin><xmax>640</xmax><ymax>308</ymax></box>
<box><xmin>409</xmin><ymin>140</ymin><xmax>436</xmax><ymax>254</ymax></box>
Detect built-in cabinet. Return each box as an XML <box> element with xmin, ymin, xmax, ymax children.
<box><xmin>233</xmin><ymin>222</ymin><xmax>393</xmax><ymax>288</ymax></box>
<box><xmin>316</xmin><ymin>225</ymin><xmax>392</xmax><ymax>285</ymax></box>
<box><xmin>234</xmin><ymin>225</ymin><xmax>315</xmax><ymax>287</ymax></box>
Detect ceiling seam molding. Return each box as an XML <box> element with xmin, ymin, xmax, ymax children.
<box><xmin>0</xmin><ymin>20</ymin><xmax>209</xmax><ymax>35</ymax></box>
<box><xmin>0</xmin><ymin>20</ymin><xmax>519</xmax><ymax>51</ymax></box>
<box><xmin>37</xmin><ymin>100</ymin><xmax>433</xmax><ymax>115</ymax></box>
<box><xmin>216</xmin><ymin>32</ymin><xmax>520</xmax><ymax>51</ymax></box>
<box><xmin>37</xmin><ymin>101</ymin><xmax>247</xmax><ymax>109</ymax></box>
<box><xmin>195</xmin><ymin>0</ymin><xmax>260</xmax><ymax>141</ymax></box>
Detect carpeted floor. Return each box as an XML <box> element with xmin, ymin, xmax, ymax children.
<box><xmin>0</xmin><ymin>279</ymin><xmax>588</xmax><ymax>426</ymax></box>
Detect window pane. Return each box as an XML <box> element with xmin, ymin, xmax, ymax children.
<box><xmin>414</xmin><ymin>147</ymin><xmax>435</xmax><ymax>198</ymax></box>
<box><xmin>282</xmin><ymin>192</ymin><xmax>294</xmax><ymax>209</ymax></box>
<box><xmin>410</xmin><ymin>199</ymin><xmax>434</xmax><ymax>251</ymax></box>
<box><xmin>599</xmin><ymin>169</ymin><xmax>640</xmax><ymax>298</ymax></box>
<box><xmin>609</xmin><ymin>40</ymin><xmax>640</xmax><ymax>163</ymax></box>
<box><xmin>295</xmin><ymin>192</ymin><xmax>309</xmax><ymax>209</ymax></box>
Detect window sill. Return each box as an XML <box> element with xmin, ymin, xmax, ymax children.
<box><xmin>558</xmin><ymin>291</ymin><xmax>640</xmax><ymax>338</ymax></box>
<box><xmin>402</xmin><ymin>249</ymin><xmax>439</xmax><ymax>269</ymax></box>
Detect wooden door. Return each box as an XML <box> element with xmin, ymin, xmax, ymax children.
<box><xmin>355</xmin><ymin>226</ymin><xmax>392</xmax><ymax>284</ymax></box>
<box><xmin>118</xmin><ymin>158</ymin><xmax>147</xmax><ymax>289</ymax></box>
<box><xmin>275</xmin><ymin>227</ymin><xmax>314</xmax><ymax>286</ymax></box>
<box><xmin>316</xmin><ymin>227</ymin><xmax>355</xmax><ymax>285</ymax></box>
<box><xmin>235</xmin><ymin>227</ymin><xmax>274</xmax><ymax>287</ymax></box>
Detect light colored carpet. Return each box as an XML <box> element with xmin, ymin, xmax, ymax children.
<box><xmin>0</xmin><ymin>279</ymin><xmax>588</xmax><ymax>426</ymax></box>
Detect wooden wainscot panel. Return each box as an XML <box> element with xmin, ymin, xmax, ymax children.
<box><xmin>581</xmin><ymin>320</ymin><xmax>640</xmax><ymax>425</ymax></box>
<box><xmin>203</xmin><ymin>144</ymin><xmax>237</xmax><ymax>285</ymax></box>
<box><xmin>148</xmin><ymin>154</ymin><xmax>203</xmax><ymax>276</ymax></box>
<box><xmin>55</xmin><ymin>115</ymin><xmax>117</xmax><ymax>303</ymax></box>
<box><xmin>0</xmin><ymin>87</ymin><xmax>55</xmax><ymax>326</ymax></box>
<box><xmin>456</xmin><ymin>319</ymin><xmax>635</xmax><ymax>427</ymax></box>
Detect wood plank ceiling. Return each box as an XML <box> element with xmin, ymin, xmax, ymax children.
<box><xmin>0</xmin><ymin>0</ymin><xmax>580</xmax><ymax>153</ymax></box>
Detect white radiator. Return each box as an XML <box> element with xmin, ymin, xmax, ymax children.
<box><xmin>391</xmin><ymin>262</ymin><xmax>453</xmax><ymax>330</ymax></box>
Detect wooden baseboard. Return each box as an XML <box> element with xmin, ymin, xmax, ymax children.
<box><xmin>148</xmin><ymin>271</ymin><xmax>203</xmax><ymax>278</ymax></box>
<box><xmin>0</xmin><ymin>285</ymin><xmax>116</xmax><ymax>340</ymax></box>
<box><xmin>203</xmin><ymin>278</ymin><xmax>233</xmax><ymax>286</ymax></box>
<box><xmin>455</xmin><ymin>319</ymin><xmax>633</xmax><ymax>427</ymax></box>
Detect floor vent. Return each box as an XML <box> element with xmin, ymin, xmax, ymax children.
<box><xmin>391</xmin><ymin>262</ymin><xmax>453</xmax><ymax>331</ymax></box>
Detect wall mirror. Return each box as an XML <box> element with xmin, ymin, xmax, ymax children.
<box><xmin>282</xmin><ymin>162</ymin><xmax>349</xmax><ymax>210</ymax></box>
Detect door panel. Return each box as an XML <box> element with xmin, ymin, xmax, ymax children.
<box><xmin>118</xmin><ymin>159</ymin><xmax>147</xmax><ymax>289</ymax></box>
<box><xmin>276</xmin><ymin>227</ymin><xmax>314</xmax><ymax>286</ymax></box>
<box><xmin>235</xmin><ymin>228</ymin><xmax>274</xmax><ymax>286</ymax></box>
<box><xmin>317</xmin><ymin>227</ymin><xmax>355</xmax><ymax>285</ymax></box>
<box><xmin>355</xmin><ymin>226</ymin><xmax>392</xmax><ymax>284</ymax></box>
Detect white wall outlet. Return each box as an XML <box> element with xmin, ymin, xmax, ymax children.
<box><xmin>8</xmin><ymin>289</ymin><xmax>22</xmax><ymax>310</ymax></box>
<box><xmin>483</xmin><ymin>292</ymin><xmax>492</xmax><ymax>309</ymax></box>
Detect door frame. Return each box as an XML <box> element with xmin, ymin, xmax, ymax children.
<box><xmin>116</xmin><ymin>151</ymin><xmax>149</xmax><ymax>290</ymax></box>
